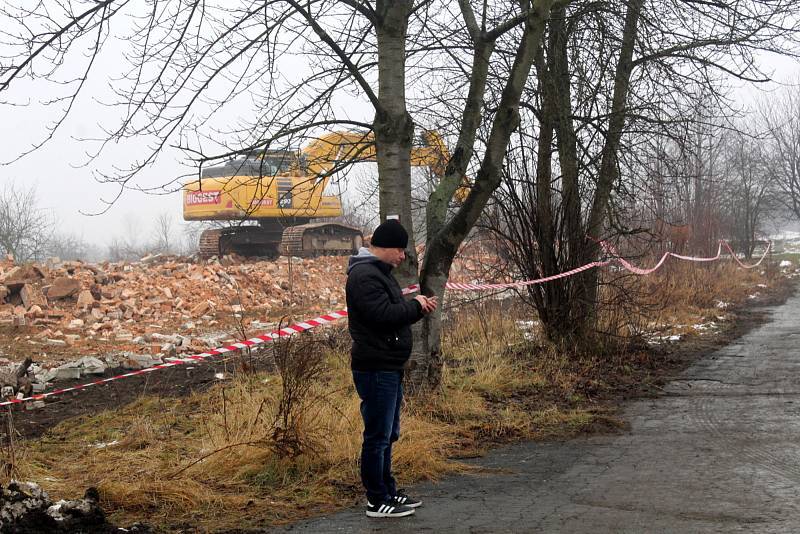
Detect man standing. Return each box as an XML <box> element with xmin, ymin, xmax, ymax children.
<box><xmin>346</xmin><ymin>218</ymin><xmax>437</xmax><ymax>518</ymax></box>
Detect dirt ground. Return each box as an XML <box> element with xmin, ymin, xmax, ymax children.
<box><xmin>3</xmin><ymin>341</ymin><xmax>289</xmax><ymax>440</ymax></box>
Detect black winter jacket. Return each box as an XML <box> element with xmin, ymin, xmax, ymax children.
<box><xmin>346</xmin><ymin>248</ymin><xmax>424</xmax><ymax>371</ymax></box>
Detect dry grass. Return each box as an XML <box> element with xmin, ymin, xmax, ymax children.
<box><xmin>626</xmin><ymin>260</ymin><xmax>780</xmax><ymax>341</ymax></box>
<box><xmin>7</xmin><ymin>350</ymin><xmax>462</xmax><ymax>531</ymax></box>
<box><xmin>1</xmin><ymin>258</ymin><xmax>788</xmax><ymax>532</ymax></box>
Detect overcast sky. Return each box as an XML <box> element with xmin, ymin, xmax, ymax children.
<box><xmin>1</xmin><ymin>10</ymin><xmax>800</xmax><ymax>251</ymax></box>
<box><xmin>0</xmin><ymin>9</ymin><xmax>374</xmax><ymax>250</ymax></box>
<box><xmin>1</xmin><ymin>29</ymin><xmax>204</xmax><ymax>248</ymax></box>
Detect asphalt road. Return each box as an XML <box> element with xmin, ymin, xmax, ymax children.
<box><xmin>271</xmin><ymin>291</ymin><xmax>800</xmax><ymax>533</ymax></box>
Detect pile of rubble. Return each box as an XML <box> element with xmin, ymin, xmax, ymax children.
<box><xmin>0</xmin><ymin>253</ymin><xmax>348</xmax><ymax>354</ymax></box>
<box><xmin>0</xmin><ymin>481</ymin><xmax>152</xmax><ymax>533</ymax></box>
<box><xmin>0</xmin><ymin>348</ymin><xmax>213</xmax><ymax>408</ymax></box>
<box><xmin>0</xmin><ymin>246</ymin><xmax>502</xmax><ymax>397</ymax></box>
<box><xmin>0</xmin><ymin>247</ymin><xmax>498</xmax><ymax>353</ymax></box>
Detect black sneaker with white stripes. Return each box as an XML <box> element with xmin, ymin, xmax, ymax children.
<box><xmin>366</xmin><ymin>500</ymin><xmax>415</xmax><ymax>518</ymax></box>
<box><xmin>391</xmin><ymin>490</ymin><xmax>422</xmax><ymax>508</ymax></box>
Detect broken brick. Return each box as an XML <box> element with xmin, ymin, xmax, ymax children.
<box><xmin>47</xmin><ymin>277</ymin><xmax>81</xmax><ymax>300</ymax></box>
<box><xmin>20</xmin><ymin>284</ymin><xmax>47</xmax><ymax>309</ymax></box>
<box><xmin>190</xmin><ymin>300</ymin><xmax>211</xmax><ymax>317</ymax></box>
<box><xmin>76</xmin><ymin>290</ymin><xmax>95</xmax><ymax>309</ymax></box>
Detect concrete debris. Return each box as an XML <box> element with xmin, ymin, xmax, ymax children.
<box><xmin>0</xmin><ymin>481</ymin><xmax>151</xmax><ymax>533</ymax></box>
<box><xmin>55</xmin><ymin>366</ymin><xmax>81</xmax><ymax>380</ymax></box>
<box><xmin>1</xmin><ymin>264</ymin><xmax>45</xmax><ymax>292</ymax></box>
<box><xmin>77</xmin><ymin>357</ymin><xmax>106</xmax><ymax>375</ymax></box>
<box><xmin>76</xmin><ymin>290</ymin><xmax>95</xmax><ymax>309</ymax></box>
<box><xmin>119</xmin><ymin>353</ymin><xmax>163</xmax><ymax>371</ymax></box>
<box><xmin>46</xmin><ymin>277</ymin><xmax>82</xmax><ymax>301</ymax></box>
<box><xmin>0</xmin><ymin>358</ymin><xmax>33</xmax><ymax>398</ymax></box>
<box><xmin>150</xmin><ymin>333</ymin><xmax>179</xmax><ymax>344</ymax></box>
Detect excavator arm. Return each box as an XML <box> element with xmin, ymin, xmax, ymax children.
<box><xmin>300</xmin><ymin>129</ymin><xmax>467</xmax><ymax>202</ymax></box>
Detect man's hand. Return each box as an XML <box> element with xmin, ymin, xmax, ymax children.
<box><xmin>414</xmin><ymin>295</ymin><xmax>438</xmax><ymax>314</ymax></box>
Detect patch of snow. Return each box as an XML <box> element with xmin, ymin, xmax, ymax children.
<box><xmin>647</xmin><ymin>333</ymin><xmax>682</xmax><ymax>344</ymax></box>
<box><xmin>692</xmin><ymin>322</ymin><xmax>718</xmax><ymax>334</ymax></box>
<box><xmin>780</xmin><ymin>260</ymin><xmax>793</xmax><ymax>268</ymax></box>
<box><xmin>771</xmin><ymin>230</ymin><xmax>800</xmax><ymax>241</ymax></box>
<box><xmin>715</xmin><ymin>301</ymin><xmax>731</xmax><ymax>309</ymax></box>
<box><xmin>90</xmin><ymin>440</ymin><xmax>119</xmax><ymax>449</ymax></box>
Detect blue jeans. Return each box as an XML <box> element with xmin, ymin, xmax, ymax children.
<box><xmin>352</xmin><ymin>369</ymin><xmax>403</xmax><ymax>504</ymax></box>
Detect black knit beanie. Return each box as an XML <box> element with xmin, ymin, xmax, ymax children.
<box><xmin>370</xmin><ymin>219</ymin><xmax>409</xmax><ymax>248</ymax></box>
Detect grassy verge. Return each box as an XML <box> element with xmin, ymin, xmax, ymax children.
<box><xmin>3</xmin><ymin>260</ymin><xmax>795</xmax><ymax>532</ymax></box>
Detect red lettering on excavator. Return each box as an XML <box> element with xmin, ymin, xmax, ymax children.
<box><xmin>186</xmin><ymin>190</ymin><xmax>222</xmax><ymax>205</ymax></box>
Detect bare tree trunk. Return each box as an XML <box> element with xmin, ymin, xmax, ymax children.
<box><xmin>525</xmin><ymin>1</ymin><xmax>643</xmax><ymax>347</ymax></box>
<box><xmin>374</xmin><ymin>1</ymin><xmax>417</xmax><ymax>281</ymax></box>
<box><xmin>578</xmin><ymin>0</ymin><xmax>643</xmax><ymax>337</ymax></box>
<box><xmin>412</xmin><ymin>0</ymin><xmax>558</xmax><ymax>390</ymax></box>
<box><xmin>534</xmin><ymin>5</ymin><xmax>589</xmax><ymax>344</ymax></box>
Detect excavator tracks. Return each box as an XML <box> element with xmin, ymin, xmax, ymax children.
<box><xmin>198</xmin><ymin>223</ymin><xmax>362</xmax><ymax>259</ymax></box>
<box><xmin>198</xmin><ymin>229</ymin><xmax>223</xmax><ymax>259</ymax></box>
<box><xmin>281</xmin><ymin>223</ymin><xmax>363</xmax><ymax>257</ymax></box>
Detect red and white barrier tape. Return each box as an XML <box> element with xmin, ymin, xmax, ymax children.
<box><xmin>721</xmin><ymin>240</ymin><xmax>771</xmax><ymax>269</ymax></box>
<box><xmin>601</xmin><ymin>240</ymin><xmax>770</xmax><ymax>275</ymax></box>
<box><xmin>0</xmin><ymin>311</ymin><xmax>349</xmax><ymax>407</ymax></box>
<box><xmin>0</xmin><ymin>239</ymin><xmax>771</xmax><ymax>407</ymax></box>
<box><xmin>404</xmin><ymin>260</ymin><xmax>612</xmax><ymax>294</ymax></box>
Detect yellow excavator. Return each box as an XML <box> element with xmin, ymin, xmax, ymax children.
<box><xmin>183</xmin><ymin>130</ymin><xmax>456</xmax><ymax>258</ymax></box>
